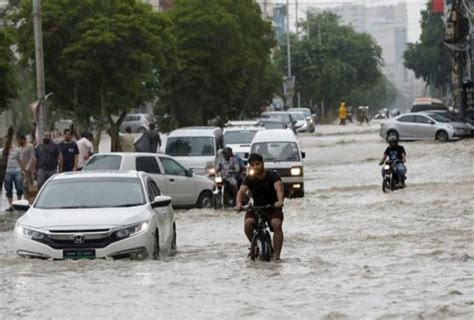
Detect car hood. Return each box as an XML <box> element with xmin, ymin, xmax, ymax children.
<box><xmin>18</xmin><ymin>206</ymin><xmax>151</xmax><ymax>230</ymax></box>
<box><xmin>450</xmin><ymin>121</ymin><xmax>471</xmax><ymax>129</ymax></box>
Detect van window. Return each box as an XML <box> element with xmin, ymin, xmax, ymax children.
<box><xmin>251</xmin><ymin>142</ymin><xmax>300</xmax><ymax>162</ymax></box>
<box><xmin>166</xmin><ymin>137</ymin><xmax>215</xmax><ymax>156</ymax></box>
<box><xmin>83</xmin><ymin>155</ymin><xmax>122</xmax><ymax>170</ymax></box>
<box><xmin>136</xmin><ymin>156</ymin><xmax>161</xmax><ymax>174</ymax></box>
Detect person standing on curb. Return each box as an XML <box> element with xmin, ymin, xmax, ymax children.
<box><xmin>339</xmin><ymin>101</ymin><xmax>347</xmax><ymax>126</ymax></box>
<box><xmin>4</xmin><ymin>135</ymin><xmax>24</xmax><ymax>212</ymax></box>
<box><xmin>120</xmin><ymin>126</ymin><xmax>135</xmax><ymax>152</ymax></box>
<box><xmin>59</xmin><ymin>129</ymin><xmax>79</xmax><ymax>172</ymax></box>
<box><xmin>76</xmin><ymin>132</ymin><xmax>94</xmax><ymax>170</ymax></box>
<box><xmin>17</xmin><ymin>134</ymin><xmax>35</xmax><ymax>200</ymax></box>
<box><xmin>33</xmin><ymin>131</ymin><xmax>61</xmax><ymax>190</ymax></box>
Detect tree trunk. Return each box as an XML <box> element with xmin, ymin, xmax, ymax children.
<box><xmin>108</xmin><ymin>111</ymin><xmax>127</xmax><ymax>152</ymax></box>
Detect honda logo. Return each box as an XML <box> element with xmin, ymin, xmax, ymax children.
<box><xmin>72</xmin><ymin>234</ymin><xmax>85</xmax><ymax>244</ymax></box>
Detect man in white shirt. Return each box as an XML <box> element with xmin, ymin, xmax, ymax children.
<box><xmin>76</xmin><ymin>132</ymin><xmax>94</xmax><ymax>170</ymax></box>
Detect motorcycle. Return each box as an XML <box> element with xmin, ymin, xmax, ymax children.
<box><xmin>382</xmin><ymin>160</ymin><xmax>404</xmax><ymax>192</ymax></box>
<box><xmin>212</xmin><ymin>175</ymin><xmax>236</xmax><ymax>209</ymax></box>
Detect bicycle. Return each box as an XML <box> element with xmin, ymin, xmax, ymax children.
<box><xmin>239</xmin><ymin>205</ymin><xmax>274</xmax><ymax>261</ymax></box>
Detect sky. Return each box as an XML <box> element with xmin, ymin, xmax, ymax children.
<box><xmin>277</xmin><ymin>0</ymin><xmax>428</xmax><ymax>42</ymax></box>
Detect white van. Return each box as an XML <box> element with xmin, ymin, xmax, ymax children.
<box><xmin>249</xmin><ymin>129</ymin><xmax>305</xmax><ymax>198</ymax></box>
<box><xmin>165</xmin><ymin>127</ymin><xmax>223</xmax><ymax>176</ymax></box>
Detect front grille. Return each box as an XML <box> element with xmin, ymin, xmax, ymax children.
<box><xmin>37</xmin><ymin>234</ymin><xmax>119</xmax><ymax>249</ymax></box>
<box><xmin>49</xmin><ymin>229</ymin><xmax>110</xmax><ymax>233</ymax></box>
<box><xmin>270</xmin><ymin>168</ymin><xmax>291</xmax><ymax>177</ymax></box>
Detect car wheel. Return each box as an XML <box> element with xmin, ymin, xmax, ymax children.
<box><xmin>386</xmin><ymin>130</ymin><xmax>399</xmax><ymax>141</ymax></box>
<box><xmin>197</xmin><ymin>191</ymin><xmax>213</xmax><ymax>209</ymax></box>
<box><xmin>171</xmin><ymin>223</ymin><xmax>177</xmax><ymax>251</ymax></box>
<box><xmin>436</xmin><ymin>130</ymin><xmax>448</xmax><ymax>142</ymax></box>
<box><xmin>152</xmin><ymin>230</ymin><xmax>159</xmax><ymax>260</ymax></box>
<box><xmin>138</xmin><ymin>127</ymin><xmax>147</xmax><ymax>134</ymax></box>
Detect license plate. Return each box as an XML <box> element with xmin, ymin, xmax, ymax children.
<box><xmin>63</xmin><ymin>249</ymin><xmax>96</xmax><ymax>260</ymax></box>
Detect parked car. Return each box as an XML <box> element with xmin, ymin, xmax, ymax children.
<box><xmin>411</xmin><ymin>97</ymin><xmax>449</xmax><ymax>113</ymax></box>
<box><xmin>256</xmin><ymin>117</ymin><xmax>288</xmax><ymax>130</ymax></box>
<box><xmin>83</xmin><ymin>153</ymin><xmax>214</xmax><ymax>208</ymax></box>
<box><xmin>165</xmin><ymin>127</ymin><xmax>223</xmax><ymax>176</ymax></box>
<box><xmin>223</xmin><ymin>121</ymin><xmax>265</xmax><ymax>162</ymax></box>
<box><xmin>119</xmin><ymin>113</ymin><xmax>152</xmax><ymax>133</ymax></box>
<box><xmin>260</xmin><ymin>111</ymin><xmax>295</xmax><ymax>129</ymax></box>
<box><xmin>428</xmin><ymin>110</ymin><xmax>474</xmax><ymax>137</ymax></box>
<box><xmin>288</xmin><ymin>108</ymin><xmax>316</xmax><ymax>132</ymax></box>
<box><xmin>13</xmin><ymin>171</ymin><xmax>176</xmax><ymax>260</ymax></box>
<box><xmin>379</xmin><ymin>112</ymin><xmax>470</xmax><ymax>142</ymax></box>
<box><xmin>287</xmin><ymin>110</ymin><xmax>315</xmax><ymax>133</ymax></box>
<box><xmin>249</xmin><ymin>129</ymin><xmax>305</xmax><ymax>197</ymax></box>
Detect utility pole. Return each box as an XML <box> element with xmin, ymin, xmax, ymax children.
<box><xmin>284</xmin><ymin>0</ymin><xmax>294</xmax><ymax>108</ymax></box>
<box><xmin>295</xmin><ymin>0</ymin><xmax>299</xmax><ymax>36</ymax></box>
<box><xmin>33</xmin><ymin>0</ymin><xmax>46</xmax><ymax>136</ymax></box>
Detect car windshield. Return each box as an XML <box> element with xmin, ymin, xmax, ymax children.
<box><xmin>83</xmin><ymin>155</ymin><xmax>122</xmax><ymax>170</ymax></box>
<box><xmin>166</xmin><ymin>137</ymin><xmax>215</xmax><ymax>156</ymax></box>
<box><xmin>224</xmin><ymin>130</ymin><xmax>258</xmax><ymax>145</ymax></box>
<box><xmin>35</xmin><ymin>178</ymin><xmax>145</xmax><ymax>209</ymax></box>
<box><xmin>251</xmin><ymin>142</ymin><xmax>300</xmax><ymax>162</ymax></box>
<box><xmin>429</xmin><ymin>113</ymin><xmax>451</xmax><ymax>123</ymax></box>
<box><xmin>263</xmin><ymin>113</ymin><xmax>291</xmax><ymax>123</ymax></box>
<box><xmin>289</xmin><ymin>112</ymin><xmax>306</xmax><ymax>120</ymax></box>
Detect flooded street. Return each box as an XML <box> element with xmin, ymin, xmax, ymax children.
<box><xmin>1</xmin><ymin>123</ymin><xmax>473</xmax><ymax>319</ymax></box>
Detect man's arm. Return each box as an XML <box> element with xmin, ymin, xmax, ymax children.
<box><xmin>379</xmin><ymin>154</ymin><xmax>387</xmax><ymax>165</ymax></box>
<box><xmin>234</xmin><ymin>184</ymin><xmax>249</xmax><ymax>211</ymax></box>
<box><xmin>274</xmin><ymin>180</ymin><xmax>284</xmax><ymax>208</ymax></box>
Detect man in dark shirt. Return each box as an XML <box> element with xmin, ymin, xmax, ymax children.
<box><xmin>148</xmin><ymin>123</ymin><xmax>161</xmax><ymax>153</ymax></box>
<box><xmin>33</xmin><ymin>131</ymin><xmax>61</xmax><ymax>190</ymax></box>
<box><xmin>59</xmin><ymin>129</ymin><xmax>79</xmax><ymax>172</ymax></box>
<box><xmin>379</xmin><ymin>136</ymin><xmax>407</xmax><ymax>186</ymax></box>
<box><xmin>234</xmin><ymin>153</ymin><xmax>285</xmax><ymax>260</ymax></box>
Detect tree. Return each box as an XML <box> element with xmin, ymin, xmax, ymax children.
<box><xmin>403</xmin><ymin>0</ymin><xmax>450</xmax><ymax>96</ymax></box>
<box><xmin>12</xmin><ymin>0</ymin><xmax>175</xmax><ymax>150</ymax></box>
<box><xmin>159</xmin><ymin>0</ymin><xmax>280</xmax><ymax>127</ymax></box>
<box><xmin>0</xmin><ymin>28</ymin><xmax>18</xmax><ymax>112</ymax></box>
<box><xmin>275</xmin><ymin>12</ymin><xmax>383</xmax><ymax>114</ymax></box>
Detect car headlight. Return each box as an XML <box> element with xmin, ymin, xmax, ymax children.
<box><xmin>114</xmin><ymin>222</ymin><xmax>149</xmax><ymax>239</ymax></box>
<box><xmin>208</xmin><ymin>167</ymin><xmax>216</xmax><ymax>176</ymax></box>
<box><xmin>248</xmin><ymin>168</ymin><xmax>255</xmax><ymax>176</ymax></box>
<box><xmin>17</xmin><ymin>225</ymin><xmax>46</xmax><ymax>240</ymax></box>
<box><xmin>290</xmin><ymin>167</ymin><xmax>302</xmax><ymax>176</ymax></box>
<box><xmin>447</xmin><ymin>125</ymin><xmax>454</xmax><ymax>129</ymax></box>
<box><xmin>215</xmin><ymin>176</ymin><xmax>223</xmax><ymax>183</ymax></box>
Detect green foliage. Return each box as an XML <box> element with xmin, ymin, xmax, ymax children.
<box><xmin>347</xmin><ymin>75</ymin><xmax>397</xmax><ymax>110</ymax></box>
<box><xmin>159</xmin><ymin>0</ymin><xmax>280</xmax><ymax>127</ymax></box>
<box><xmin>0</xmin><ymin>28</ymin><xmax>18</xmax><ymax>112</ymax></box>
<box><xmin>403</xmin><ymin>0</ymin><xmax>450</xmax><ymax>92</ymax></box>
<box><xmin>11</xmin><ymin>0</ymin><xmax>175</xmax><ymax>131</ymax></box>
<box><xmin>275</xmin><ymin>12</ymin><xmax>383</xmax><ymax>113</ymax></box>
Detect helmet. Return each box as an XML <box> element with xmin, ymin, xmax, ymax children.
<box><xmin>222</xmin><ymin>147</ymin><xmax>233</xmax><ymax>155</ymax></box>
<box><xmin>387</xmin><ymin>136</ymin><xmax>398</xmax><ymax>143</ymax></box>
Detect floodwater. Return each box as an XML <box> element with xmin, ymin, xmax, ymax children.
<box><xmin>1</xmin><ymin>123</ymin><xmax>473</xmax><ymax>319</ymax></box>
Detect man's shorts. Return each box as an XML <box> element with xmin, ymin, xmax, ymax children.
<box><xmin>245</xmin><ymin>207</ymin><xmax>284</xmax><ymax>223</ymax></box>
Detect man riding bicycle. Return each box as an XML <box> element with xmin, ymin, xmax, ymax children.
<box><xmin>234</xmin><ymin>153</ymin><xmax>284</xmax><ymax>260</ymax></box>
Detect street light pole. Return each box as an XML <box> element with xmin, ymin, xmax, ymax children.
<box><xmin>286</xmin><ymin>0</ymin><xmax>291</xmax><ymax>77</ymax></box>
<box><xmin>32</xmin><ymin>0</ymin><xmax>46</xmax><ymax>136</ymax></box>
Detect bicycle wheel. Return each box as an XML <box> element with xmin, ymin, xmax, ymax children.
<box><xmin>249</xmin><ymin>234</ymin><xmax>260</xmax><ymax>261</ymax></box>
<box><xmin>261</xmin><ymin>232</ymin><xmax>272</xmax><ymax>262</ymax></box>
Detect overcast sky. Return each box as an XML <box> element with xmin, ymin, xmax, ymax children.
<box><xmin>280</xmin><ymin>0</ymin><xmax>427</xmax><ymax>42</ymax></box>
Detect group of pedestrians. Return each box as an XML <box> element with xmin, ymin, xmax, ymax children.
<box><xmin>338</xmin><ymin>100</ymin><xmax>370</xmax><ymax>126</ymax></box>
<box><xmin>1</xmin><ymin>128</ymin><xmax>94</xmax><ymax>211</ymax></box>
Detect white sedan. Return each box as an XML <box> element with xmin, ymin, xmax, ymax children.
<box><xmin>13</xmin><ymin>171</ymin><xmax>176</xmax><ymax>260</ymax></box>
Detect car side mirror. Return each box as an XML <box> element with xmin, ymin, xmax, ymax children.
<box><xmin>244</xmin><ymin>152</ymin><xmax>249</xmax><ymax>158</ymax></box>
<box><xmin>301</xmin><ymin>151</ymin><xmax>306</xmax><ymax>159</ymax></box>
<box><xmin>12</xmin><ymin>199</ymin><xmax>31</xmax><ymax>212</ymax></box>
<box><xmin>186</xmin><ymin>169</ymin><xmax>193</xmax><ymax>177</ymax></box>
<box><xmin>428</xmin><ymin>120</ymin><xmax>435</xmax><ymax>125</ymax></box>
<box><xmin>151</xmin><ymin>195</ymin><xmax>172</xmax><ymax>208</ymax></box>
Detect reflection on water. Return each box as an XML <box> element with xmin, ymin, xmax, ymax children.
<box><xmin>1</xmin><ymin>126</ymin><xmax>473</xmax><ymax>318</ymax></box>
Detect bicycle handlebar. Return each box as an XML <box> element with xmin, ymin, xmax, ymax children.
<box><xmin>239</xmin><ymin>204</ymin><xmax>274</xmax><ymax>212</ymax></box>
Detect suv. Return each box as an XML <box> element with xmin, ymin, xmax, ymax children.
<box><xmin>83</xmin><ymin>153</ymin><xmax>214</xmax><ymax>208</ymax></box>
<box><xmin>119</xmin><ymin>113</ymin><xmax>151</xmax><ymax>133</ymax></box>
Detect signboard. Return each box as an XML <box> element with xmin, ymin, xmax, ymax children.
<box><xmin>432</xmin><ymin>0</ymin><xmax>444</xmax><ymax>13</ymax></box>
<box><xmin>465</xmin><ymin>82</ymin><xmax>474</xmax><ymax>118</ymax></box>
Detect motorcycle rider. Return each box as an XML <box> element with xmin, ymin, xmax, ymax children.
<box><xmin>379</xmin><ymin>136</ymin><xmax>407</xmax><ymax>187</ymax></box>
<box><xmin>215</xmin><ymin>147</ymin><xmax>243</xmax><ymax>205</ymax></box>
<box><xmin>234</xmin><ymin>153</ymin><xmax>284</xmax><ymax>260</ymax></box>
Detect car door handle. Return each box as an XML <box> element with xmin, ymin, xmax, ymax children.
<box><xmin>169</xmin><ymin>178</ymin><xmax>175</xmax><ymax>182</ymax></box>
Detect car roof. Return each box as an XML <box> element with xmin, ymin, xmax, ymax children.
<box><xmin>225</xmin><ymin>120</ymin><xmax>263</xmax><ymax>127</ymax></box>
<box><xmin>168</xmin><ymin>126</ymin><xmax>222</xmax><ymax>137</ymax></box>
<box><xmin>252</xmin><ymin>129</ymin><xmax>297</xmax><ymax>143</ymax></box>
<box><xmin>224</xmin><ymin>126</ymin><xmax>265</xmax><ymax>132</ymax></box>
<box><xmin>50</xmin><ymin>170</ymin><xmax>144</xmax><ymax>181</ymax></box>
<box><xmin>89</xmin><ymin>152</ymin><xmax>174</xmax><ymax>160</ymax></box>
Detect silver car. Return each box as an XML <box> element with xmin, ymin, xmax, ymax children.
<box><xmin>379</xmin><ymin>112</ymin><xmax>471</xmax><ymax>142</ymax></box>
<box><xmin>83</xmin><ymin>153</ymin><xmax>214</xmax><ymax>208</ymax></box>
<box><xmin>119</xmin><ymin>113</ymin><xmax>151</xmax><ymax>133</ymax></box>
